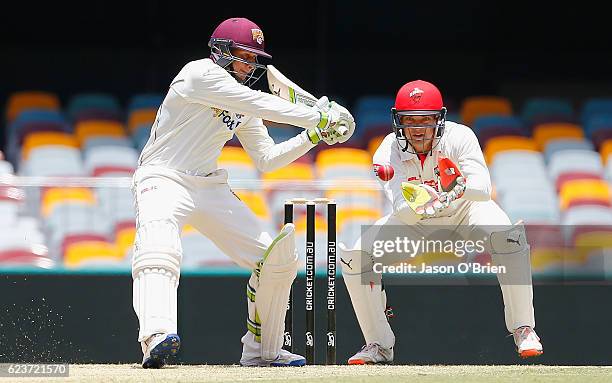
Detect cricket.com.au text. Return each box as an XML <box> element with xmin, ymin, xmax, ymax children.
<box><xmin>371</xmin><ymin>237</ymin><xmax>506</xmax><ymax>275</ymax></box>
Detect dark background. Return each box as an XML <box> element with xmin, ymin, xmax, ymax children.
<box><xmin>3</xmin><ymin>273</ymin><xmax>610</xmax><ymax>365</ymax></box>
<box><xmin>1</xmin><ymin>0</ymin><xmax>611</xmax><ymax>111</ymax></box>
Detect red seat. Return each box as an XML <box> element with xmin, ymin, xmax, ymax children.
<box><xmin>0</xmin><ymin>248</ymin><xmax>53</xmax><ymax>268</ymax></box>
<box><xmin>92</xmin><ymin>165</ymin><xmax>136</xmax><ymax>177</ymax></box>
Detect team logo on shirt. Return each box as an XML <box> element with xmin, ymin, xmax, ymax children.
<box><xmin>211</xmin><ymin>107</ymin><xmax>243</xmax><ymax>130</ymax></box>
<box><xmin>251</xmin><ymin>29</ymin><xmax>264</xmax><ymax>45</ymax></box>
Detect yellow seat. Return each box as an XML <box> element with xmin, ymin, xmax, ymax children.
<box><xmin>128</xmin><ymin>109</ymin><xmax>158</xmax><ymax>133</ymax></box>
<box><xmin>559</xmin><ymin>179</ymin><xmax>611</xmax><ymax>210</ymax></box>
<box><xmin>600</xmin><ymin>139</ymin><xmax>612</xmax><ymax>165</ymax></box>
<box><xmin>532</xmin><ymin>123</ymin><xmax>584</xmax><ymax>150</ymax></box>
<box><xmin>337</xmin><ymin>207</ymin><xmax>381</xmax><ymax>231</ymax></box>
<box><xmin>6</xmin><ymin>91</ymin><xmax>60</xmax><ymax>122</ymax></box>
<box><xmin>368</xmin><ymin>135</ymin><xmax>387</xmax><ymax>157</ymax></box>
<box><xmin>262</xmin><ymin>163</ymin><xmax>314</xmax><ymax>180</ymax></box>
<box><xmin>21</xmin><ymin>132</ymin><xmax>79</xmax><ymax>160</ymax></box>
<box><xmin>316</xmin><ymin>148</ymin><xmax>371</xmax><ymax>169</ymax></box>
<box><xmin>115</xmin><ymin>226</ymin><xmax>136</xmax><ymax>258</ymax></box>
<box><xmin>531</xmin><ymin>247</ymin><xmax>576</xmax><ymax>272</ymax></box>
<box><xmin>460</xmin><ymin>96</ymin><xmax>513</xmax><ymax>127</ymax></box>
<box><xmin>484</xmin><ymin>136</ymin><xmax>538</xmax><ymax>165</ymax></box>
<box><xmin>218</xmin><ymin>146</ymin><xmax>253</xmax><ymax>166</ymax></box>
<box><xmin>64</xmin><ymin>241</ymin><xmax>121</xmax><ymax>268</ymax></box>
<box><xmin>235</xmin><ymin>191</ymin><xmax>270</xmax><ymax>219</ymax></box>
<box><xmin>74</xmin><ymin>121</ymin><xmax>126</xmax><ymax>145</ymax></box>
<box><xmin>41</xmin><ymin>187</ymin><xmax>96</xmax><ymax>217</ymax></box>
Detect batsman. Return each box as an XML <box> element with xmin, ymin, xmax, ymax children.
<box><xmin>131</xmin><ymin>17</ymin><xmax>354</xmax><ymax>368</ymax></box>
<box><xmin>340</xmin><ymin>80</ymin><xmax>543</xmax><ymax>364</ymax></box>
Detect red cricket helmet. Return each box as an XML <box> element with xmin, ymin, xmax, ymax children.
<box><xmin>208</xmin><ymin>17</ymin><xmax>271</xmax><ymax>87</ymax></box>
<box><xmin>391</xmin><ymin>80</ymin><xmax>447</xmax><ymax>153</ymax></box>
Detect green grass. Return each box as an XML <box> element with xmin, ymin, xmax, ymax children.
<box><xmin>28</xmin><ymin>364</ymin><xmax>612</xmax><ymax>383</ymax></box>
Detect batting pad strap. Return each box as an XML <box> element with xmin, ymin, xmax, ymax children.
<box><xmin>246</xmin><ymin>283</ymin><xmax>256</xmax><ymax>303</ymax></box>
<box><xmin>247</xmin><ymin>318</ymin><xmax>262</xmax><ymax>342</ymax></box>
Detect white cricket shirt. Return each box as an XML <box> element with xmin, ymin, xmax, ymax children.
<box><xmin>373</xmin><ymin>122</ymin><xmax>492</xmax><ymax>220</ymax></box>
<box><xmin>138</xmin><ymin>59</ymin><xmax>321</xmax><ymax>175</ymax></box>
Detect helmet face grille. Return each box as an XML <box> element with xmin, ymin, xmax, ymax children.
<box><xmin>391</xmin><ymin>107</ymin><xmax>447</xmax><ymax>153</ymax></box>
<box><xmin>209</xmin><ymin>38</ymin><xmax>269</xmax><ymax>88</ymax></box>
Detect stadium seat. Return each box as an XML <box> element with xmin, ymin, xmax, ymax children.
<box><xmin>41</xmin><ymin>187</ymin><xmax>96</xmax><ymax>217</ymax></box>
<box><xmin>472</xmin><ymin>115</ymin><xmax>524</xmax><ymax>135</ymax></box>
<box><xmin>83</xmin><ymin>136</ymin><xmax>134</xmax><ymax>153</ymax></box>
<box><xmin>21</xmin><ymin>146</ymin><xmax>85</xmax><ymax>177</ymax></box>
<box><xmin>73</xmin><ymin>109</ymin><xmax>123</xmax><ymax>124</ymax></box>
<box><xmin>6</xmin><ymin>110</ymin><xmax>68</xmax><ymax>163</ymax></box>
<box><xmin>559</xmin><ymin>179</ymin><xmax>611</xmax><ymax>210</ymax></box>
<box><xmin>504</xmin><ymin>203</ymin><xmax>560</xmax><ymax>224</ymax></box>
<box><xmin>484</xmin><ymin>137</ymin><xmax>538</xmax><ymax>165</ymax></box>
<box><xmin>520</xmin><ymin>98</ymin><xmax>574</xmax><ymax>124</ymax></box>
<box><xmin>0</xmin><ymin>186</ymin><xmax>25</xmax><ymax>226</ymax></box>
<box><xmin>581</xmin><ymin>98</ymin><xmax>612</xmax><ymax>124</ymax></box>
<box><xmin>128</xmin><ymin>108</ymin><xmax>157</xmax><ymax>133</ymax></box>
<box><xmin>75</xmin><ymin>120</ymin><xmax>127</xmax><ymax>146</ymax></box>
<box><xmin>60</xmin><ymin>233</ymin><xmax>109</xmax><ymax>258</ymax></box>
<box><xmin>477</xmin><ymin>126</ymin><xmax>527</xmax><ymax>147</ymax></box>
<box><xmin>555</xmin><ymin>170</ymin><xmax>601</xmax><ymax>191</ymax></box>
<box><xmin>16</xmin><ymin>121</ymin><xmax>69</xmax><ymax>147</ymax></box>
<box><xmin>532</xmin><ymin>123</ymin><xmax>584</xmax><ymax>150</ymax></box>
<box><xmin>584</xmin><ymin>114</ymin><xmax>612</xmax><ymax>138</ymax></box>
<box><xmin>128</xmin><ymin>93</ymin><xmax>164</xmax><ymax>112</ymax></box>
<box><xmin>234</xmin><ymin>190</ymin><xmax>270</xmax><ymax>221</ymax></box>
<box><xmin>460</xmin><ymin>96</ymin><xmax>513</xmax><ymax>127</ymax></box>
<box><xmin>218</xmin><ymin>146</ymin><xmax>258</xmax><ymax>179</ymax></box>
<box><xmin>64</xmin><ymin>241</ymin><xmax>122</xmax><ymax>268</ymax></box>
<box><xmin>563</xmin><ymin>205</ymin><xmax>612</xmax><ymax>226</ymax></box>
<box><xmin>67</xmin><ymin>93</ymin><xmax>121</xmax><ymax>119</ymax></box>
<box><xmin>548</xmin><ymin>149</ymin><xmax>603</xmax><ymax>182</ymax></box>
<box><xmin>133</xmin><ymin>125</ymin><xmax>151</xmax><ymax>151</ymax></box>
<box><xmin>84</xmin><ymin>146</ymin><xmax>139</xmax><ymax>175</ymax></box>
<box><xmin>5</xmin><ymin>91</ymin><xmax>60</xmax><ymax>122</ymax></box>
<box><xmin>114</xmin><ymin>222</ymin><xmax>136</xmax><ymax>259</ymax></box>
<box><xmin>21</xmin><ymin>132</ymin><xmax>79</xmax><ymax>161</ymax></box>
<box><xmin>96</xmin><ymin>187</ymin><xmax>135</xmax><ymax>225</ymax></box>
<box><xmin>600</xmin><ymin>139</ymin><xmax>612</xmax><ymax>165</ymax></box>
<box><xmin>46</xmin><ymin>204</ymin><xmax>112</xmax><ymax>259</ymax></box>
<box><xmin>0</xmin><ymin>247</ymin><xmax>54</xmax><ymax>269</ymax></box>
<box><xmin>181</xmin><ymin>226</ymin><xmax>236</xmax><ymax>268</ymax></box>
<box><xmin>316</xmin><ymin>148</ymin><xmax>371</xmax><ymax>168</ymax></box>
<box><xmin>543</xmin><ymin>138</ymin><xmax>595</xmax><ymax>164</ymax></box>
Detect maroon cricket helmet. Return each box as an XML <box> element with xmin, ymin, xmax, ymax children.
<box><xmin>210</xmin><ymin>17</ymin><xmax>272</xmax><ymax>59</ymax></box>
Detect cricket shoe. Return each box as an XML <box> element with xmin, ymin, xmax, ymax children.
<box><xmin>240</xmin><ymin>349</ymin><xmax>306</xmax><ymax>367</ymax></box>
<box><xmin>513</xmin><ymin>326</ymin><xmax>543</xmax><ymax>358</ymax></box>
<box><xmin>141</xmin><ymin>333</ymin><xmax>181</xmax><ymax>368</ymax></box>
<box><xmin>348</xmin><ymin>343</ymin><xmax>393</xmax><ymax>365</ymax></box>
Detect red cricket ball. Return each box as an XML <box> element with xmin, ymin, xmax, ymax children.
<box><xmin>373</xmin><ymin>163</ymin><xmax>394</xmax><ymax>181</ymax></box>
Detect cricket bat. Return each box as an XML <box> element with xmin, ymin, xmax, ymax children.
<box><xmin>267</xmin><ymin>65</ymin><xmax>348</xmax><ymax>136</ymax></box>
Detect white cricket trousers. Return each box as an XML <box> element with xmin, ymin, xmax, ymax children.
<box><xmin>131</xmin><ymin>165</ymin><xmax>272</xmax><ymax>341</ymax></box>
